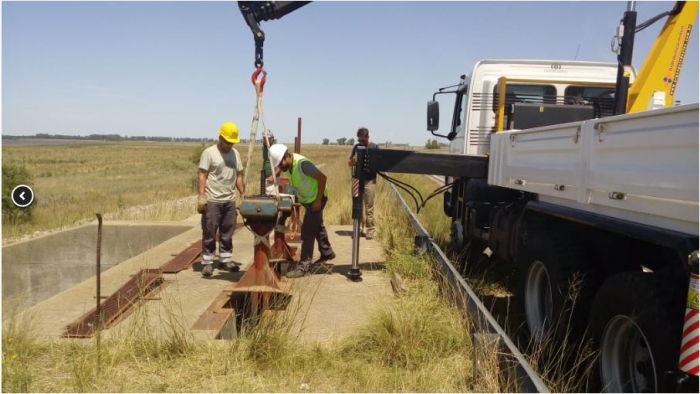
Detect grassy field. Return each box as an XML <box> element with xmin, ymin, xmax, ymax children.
<box><xmin>3</xmin><ymin>140</ymin><xmax>594</xmax><ymax>392</ymax></box>
<box><xmin>1</xmin><ymin>141</ymin><xmax>369</xmax><ymax>244</ymax></box>
<box><xmin>2</xmin><ymin>140</ymin><xmax>508</xmax><ymax>392</ymax></box>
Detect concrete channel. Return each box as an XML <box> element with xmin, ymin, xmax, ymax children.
<box><xmin>2</xmin><ymin>217</ymin><xmax>393</xmax><ymax>345</ymax></box>
<box><xmin>2</xmin><ymin>221</ymin><xmax>194</xmax><ymax>311</ymax></box>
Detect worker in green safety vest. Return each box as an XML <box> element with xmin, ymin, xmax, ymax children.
<box><xmin>269</xmin><ymin>143</ymin><xmax>336</xmax><ymax>277</ymax></box>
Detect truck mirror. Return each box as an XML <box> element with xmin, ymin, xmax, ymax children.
<box><xmin>427</xmin><ymin>100</ymin><xmax>440</xmax><ymax>131</ymax></box>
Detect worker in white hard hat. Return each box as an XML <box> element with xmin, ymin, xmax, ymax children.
<box><xmin>269</xmin><ymin>143</ymin><xmax>335</xmax><ymax>278</ymax></box>
<box><xmin>196</xmin><ymin>121</ymin><xmax>245</xmax><ymax>277</ymax></box>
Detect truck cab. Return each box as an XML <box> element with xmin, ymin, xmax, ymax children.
<box><xmin>429</xmin><ymin>59</ymin><xmax>637</xmax><ymax>236</ymax></box>
<box><xmin>431</xmin><ymin>59</ymin><xmax>633</xmax><ymax>156</ymax></box>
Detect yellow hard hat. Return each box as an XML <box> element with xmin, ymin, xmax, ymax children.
<box><xmin>219</xmin><ymin>122</ymin><xmax>239</xmax><ymax>144</ymax></box>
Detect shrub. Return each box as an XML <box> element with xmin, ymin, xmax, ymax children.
<box><xmin>2</xmin><ymin>164</ymin><xmax>34</xmax><ymax>225</ymax></box>
<box><xmin>425</xmin><ymin>139</ymin><xmax>440</xmax><ymax>149</ymax></box>
<box><xmin>190</xmin><ymin>143</ymin><xmax>208</xmax><ymax>165</ymax></box>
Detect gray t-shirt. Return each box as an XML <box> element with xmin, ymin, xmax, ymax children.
<box><xmin>299</xmin><ymin>160</ymin><xmax>319</xmax><ymax>177</ymax></box>
<box><xmin>199</xmin><ymin>145</ymin><xmax>243</xmax><ymax>201</ymax></box>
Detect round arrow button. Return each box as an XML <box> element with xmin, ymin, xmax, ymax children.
<box><xmin>11</xmin><ymin>185</ymin><xmax>34</xmax><ymax>208</ymax></box>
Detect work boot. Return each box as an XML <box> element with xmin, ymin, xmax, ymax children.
<box><xmin>365</xmin><ymin>233</ymin><xmax>374</xmax><ymax>240</ymax></box>
<box><xmin>285</xmin><ymin>268</ymin><xmax>308</xmax><ymax>279</ymax></box>
<box><xmin>319</xmin><ymin>252</ymin><xmax>336</xmax><ymax>262</ymax></box>
<box><xmin>202</xmin><ymin>264</ymin><xmax>214</xmax><ymax>277</ymax></box>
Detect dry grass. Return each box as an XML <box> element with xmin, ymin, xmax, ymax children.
<box><xmin>2</xmin><ymin>140</ymin><xmax>594</xmax><ymax>392</ymax></box>
<box><xmin>2</xmin><ymin>141</ymin><xmax>488</xmax><ymax>392</ymax></box>
<box><xmin>1</xmin><ymin>142</ymin><xmax>357</xmax><ymax>244</ymax></box>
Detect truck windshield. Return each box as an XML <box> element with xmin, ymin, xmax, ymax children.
<box><xmin>452</xmin><ymin>85</ymin><xmax>468</xmax><ymax>133</ymax></box>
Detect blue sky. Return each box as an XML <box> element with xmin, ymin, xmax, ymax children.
<box><xmin>2</xmin><ymin>1</ymin><xmax>698</xmax><ymax>146</ymax></box>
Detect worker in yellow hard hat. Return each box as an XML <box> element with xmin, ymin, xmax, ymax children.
<box><xmin>196</xmin><ymin>121</ymin><xmax>245</xmax><ymax>277</ymax></box>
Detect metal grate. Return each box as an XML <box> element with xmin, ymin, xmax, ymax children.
<box><xmin>62</xmin><ymin>268</ymin><xmax>163</xmax><ymax>338</ymax></box>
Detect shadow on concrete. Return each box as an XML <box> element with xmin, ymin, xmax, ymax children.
<box><xmin>333</xmin><ymin>230</ymin><xmax>378</xmax><ymax>242</ymax></box>
<box><xmin>309</xmin><ymin>261</ymin><xmax>386</xmax><ymax>277</ymax></box>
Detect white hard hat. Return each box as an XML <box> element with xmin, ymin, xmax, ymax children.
<box><xmin>263</xmin><ymin>129</ymin><xmax>275</xmax><ymax>139</ymax></box>
<box><xmin>269</xmin><ymin>143</ymin><xmax>288</xmax><ymax>168</ymax></box>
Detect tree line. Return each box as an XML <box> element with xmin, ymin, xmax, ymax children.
<box><xmin>322</xmin><ymin>138</ymin><xmax>356</xmax><ymax>145</ymax></box>
<box><xmin>3</xmin><ymin>133</ymin><xmax>216</xmax><ymax>143</ymax></box>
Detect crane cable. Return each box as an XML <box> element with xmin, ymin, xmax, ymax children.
<box><xmin>243</xmin><ymin>66</ymin><xmax>279</xmax><ymax>197</ymax></box>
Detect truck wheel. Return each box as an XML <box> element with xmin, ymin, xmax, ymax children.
<box><xmin>587</xmin><ymin>272</ymin><xmax>685</xmax><ymax>393</ymax></box>
<box><xmin>514</xmin><ymin>231</ymin><xmax>596</xmax><ymax>350</ymax></box>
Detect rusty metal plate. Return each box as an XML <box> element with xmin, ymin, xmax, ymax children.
<box><xmin>160</xmin><ymin>224</ymin><xmax>244</xmax><ymax>274</ymax></box>
<box><xmin>191</xmin><ymin>291</ymin><xmax>234</xmax><ymax>331</ymax></box>
<box><xmin>62</xmin><ymin>268</ymin><xmax>163</xmax><ymax>338</ymax></box>
<box><xmin>285</xmin><ymin>233</ymin><xmax>302</xmax><ymax>243</ymax></box>
<box><xmin>160</xmin><ymin>240</ymin><xmax>202</xmax><ymax>274</ymax></box>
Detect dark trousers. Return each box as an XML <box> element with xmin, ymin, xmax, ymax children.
<box><xmin>201</xmin><ymin>200</ymin><xmax>237</xmax><ymax>264</ymax></box>
<box><xmin>299</xmin><ymin>196</ymin><xmax>333</xmax><ymax>269</ymax></box>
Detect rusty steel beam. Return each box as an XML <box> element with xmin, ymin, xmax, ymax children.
<box><xmin>62</xmin><ymin>268</ymin><xmax>163</xmax><ymax>338</ymax></box>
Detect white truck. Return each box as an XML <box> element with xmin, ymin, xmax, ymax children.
<box><xmin>424</xmin><ymin>9</ymin><xmax>698</xmax><ymax>391</ymax></box>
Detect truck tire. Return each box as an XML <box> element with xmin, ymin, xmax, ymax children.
<box><xmin>587</xmin><ymin>272</ymin><xmax>686</xmax><ymax>393</ymax></box>
<box><xmin>513</xmin><ymin>230</ymin><xmax>597</xmax><ymax>352</ymax></box>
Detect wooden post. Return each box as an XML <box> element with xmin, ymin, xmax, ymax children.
<box><xmin>296</xmin><ymin>117</ymin><xmax>302</xmax><ymax>153</ymax></box>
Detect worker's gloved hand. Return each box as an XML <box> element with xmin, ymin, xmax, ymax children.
<box><xmin>197</xmin><ymin>195</ymin><xmax>208</xmax><ymax>214</ymax></box>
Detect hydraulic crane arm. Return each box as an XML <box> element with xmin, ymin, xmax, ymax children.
<box><xmin>238</xmin><ymin>1</ymin><xmax>312</xmax><ymax>67</ymax></box>
<box><xmin>625</xmin><ymin>1</ymin><xmax>698</xmax><ymax>113</ymax></box>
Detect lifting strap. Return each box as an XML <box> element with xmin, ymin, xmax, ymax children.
<box><xmin>243</xmin><ymin>66</ymin><xmax>279</xmax><ymax>196</ymax></box>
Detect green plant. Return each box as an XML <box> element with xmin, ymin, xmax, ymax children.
<box><xmin>190</xmin><ymin>142</ymin><xmax>208</xmax><ymax>165</ymax></box>
<box><xmin>2</xmin><ymin>164</ymin><xmax>34</xmax><ymax>226</ymax></box>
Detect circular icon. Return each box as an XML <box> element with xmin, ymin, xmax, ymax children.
<box><xmin>11</xmin><ymin>185</ymin><xmax>34</xmax><ymax>208</ymax></box>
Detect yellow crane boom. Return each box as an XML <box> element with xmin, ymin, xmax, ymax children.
<box><xmin>626</xmin><ymin>1</ymin><xmax>698</xmax><ymax>113</ymax></box>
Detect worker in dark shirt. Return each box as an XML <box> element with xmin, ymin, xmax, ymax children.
<box><xmin>348</xmin><ymin>127</ymin><xmax>378</xmax><ymax>239</ymax></box>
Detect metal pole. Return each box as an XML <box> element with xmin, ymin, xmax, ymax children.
<box><xmin>296</xmin><ymin>117</ymin><xmax>302</xmax><ymax>154</ymax></box>
<box><xmin>348</xmin><ymin>146</ymin><xmax>365</xmax><ymax>281</ymax></box>
<box><xmin>614</xmin><ymin>1</ymin><xmax>637</xmax><ymax>115</ymax></box>
<box><xmin>95</xmin><ymin>213</ymin><xmax>103</xmax><ymax>358</ymax></box>
<box><xmin>260</xmin><ymin>169</ymin><xmax>266</xmax><ymax>195</ymax></box>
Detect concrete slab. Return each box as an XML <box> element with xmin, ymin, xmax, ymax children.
<box><xmin>16</xmin><ymin>223</ymin><xmax>392</xmax><ymax>345</ymax></box>
<box><xmin>2</xmin><ymin>222</ymin><xmax>195</xmax><ymax>311</ymax></box>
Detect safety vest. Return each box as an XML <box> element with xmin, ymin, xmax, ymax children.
<box><xmin>287</xmin><ymin>153</ymin><xmax>328</xmax><ymax>204</ymax></box>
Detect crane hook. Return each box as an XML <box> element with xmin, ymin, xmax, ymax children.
<box><xmin>251</xmin><ymin>66</ymin><xmax>267</xmax><ymax>96</ymax></box>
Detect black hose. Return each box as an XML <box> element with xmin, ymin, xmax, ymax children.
<box><xmin>420</xmin><ymin>182</ymin><xmax>456</xmax><ymax>211</ymax></box>
<box><xmin>379</xmin><ymin>172</ymin><xmax>425</xmax><ymax>207</ymax></box>
<box><xmin>635</xmin><ymin>11</ymin><xmax>671</xmax><ymax>33</ymax></box>
<box><xmin>378</xmin><ymin>172</ymin><xmax>421</xmax><ymax>212</ymax></box>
